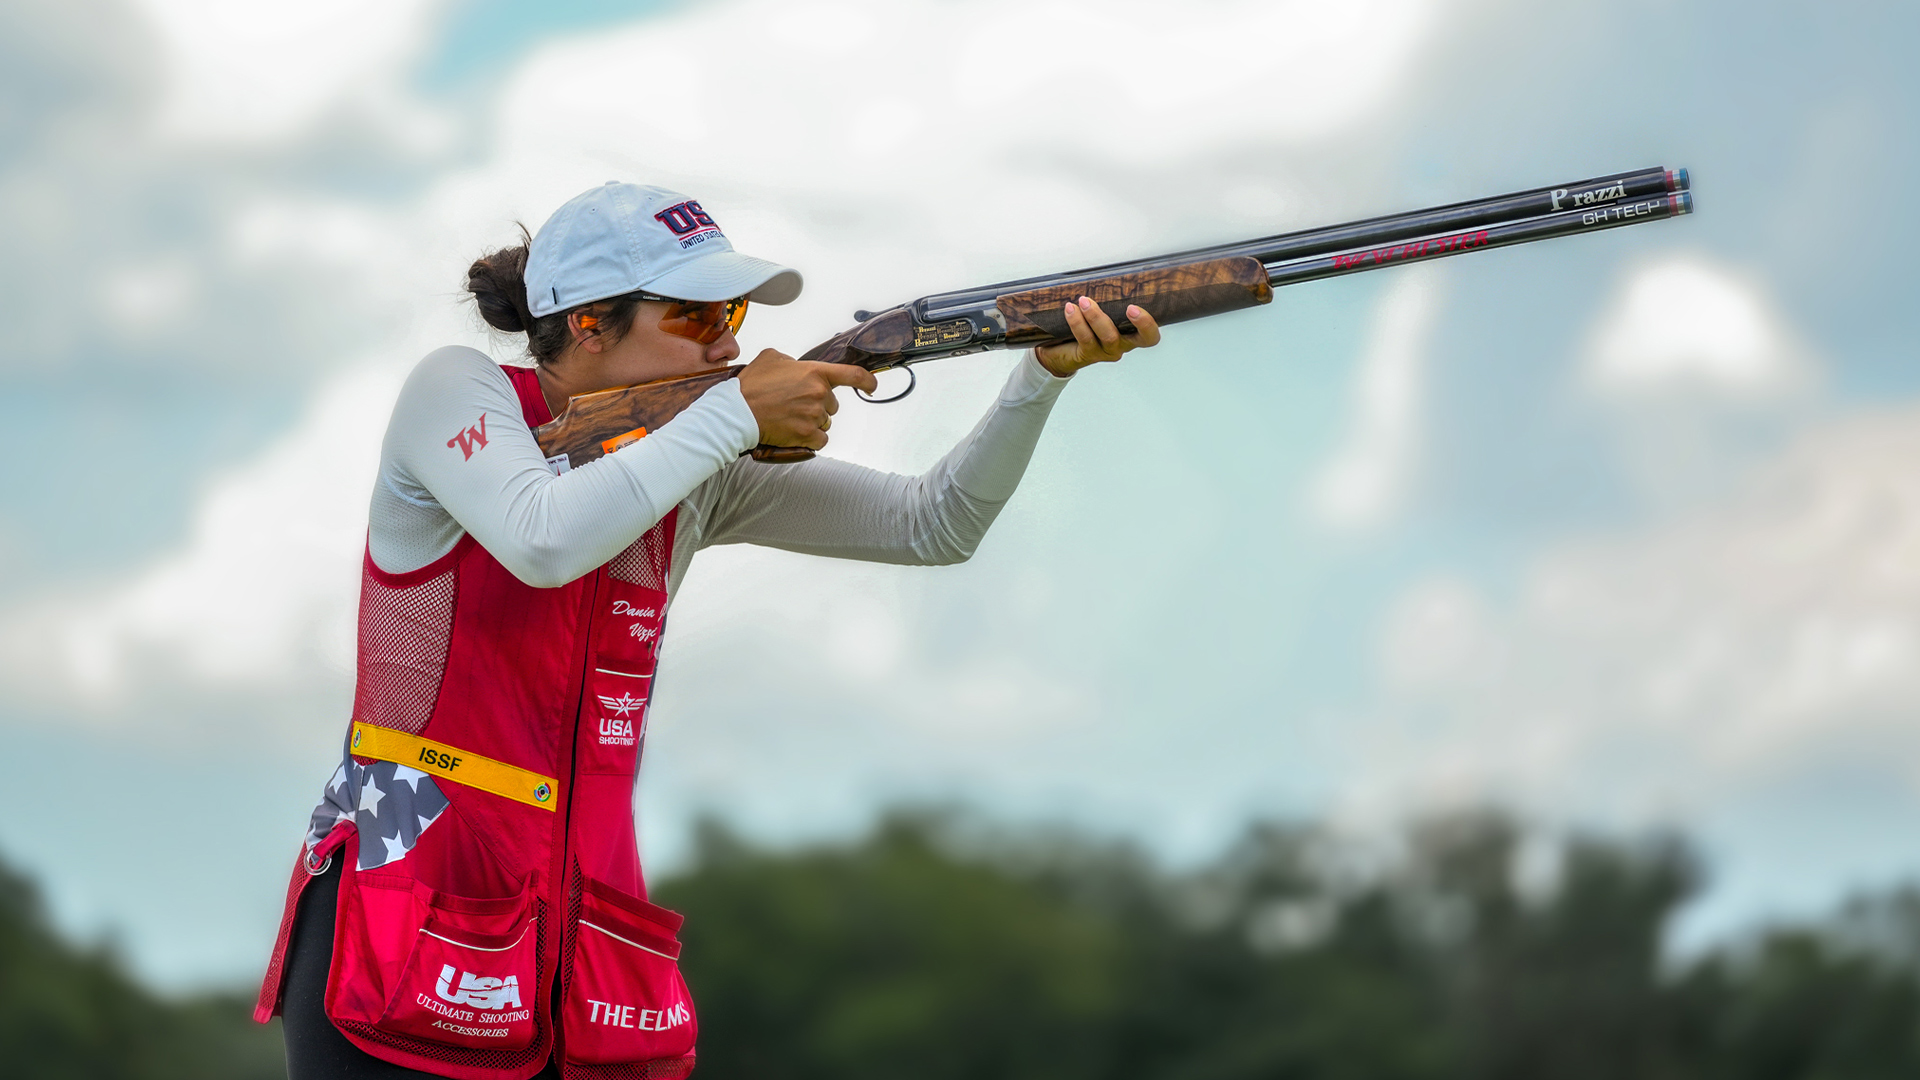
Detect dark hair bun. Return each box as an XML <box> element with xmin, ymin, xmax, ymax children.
<box><xmin>466</xmin><ymin>229</ymin><xmax>534</xmax><ymax>334</ymax></box>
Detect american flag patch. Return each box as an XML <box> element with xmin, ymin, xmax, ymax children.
<box><xmin>306</xmin><ymin>752</ymin><xmax>451</xmax><ymax>871</ymax></box>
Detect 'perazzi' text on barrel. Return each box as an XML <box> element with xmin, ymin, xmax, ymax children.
<box><xmin>1263</xmin><ymin>190</ymin><xmax>1694</xmax><ymax>288</ymax></box>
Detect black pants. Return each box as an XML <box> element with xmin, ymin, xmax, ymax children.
<box><xmin>282</xmin><ymin>859</ymin><xmax>562</xmax><ymax>1080</ymax></box>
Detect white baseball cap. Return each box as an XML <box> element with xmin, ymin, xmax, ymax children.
<box><xmin>525</xmin><ymin>182</ymin><xmax>803</xmax><ymax>317</ymax></box>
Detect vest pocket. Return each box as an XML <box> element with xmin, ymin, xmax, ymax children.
<box><xmin>562</xmin><ymin>877</ymin><xmax>697</xmax><ymax>1064</ymax></box>
<box><xmin>369</xmin><ymin>885</ymin><xmax>539</xmax><ymax>1050</ymax></box>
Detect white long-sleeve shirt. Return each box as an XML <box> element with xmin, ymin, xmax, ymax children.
<box><xmin>368</xmin><ymin>346</ymin><xmax>1071</xmax><ymax>596</ymax></box>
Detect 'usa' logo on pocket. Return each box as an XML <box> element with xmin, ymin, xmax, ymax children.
<box><xmin>436</xmin><ymin>965</ymin><xmax>523</xmax><ymax>1011</ymax></box>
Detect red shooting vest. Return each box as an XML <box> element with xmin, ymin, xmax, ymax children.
<box><xmin>256</xmin><ymin>366</ymin><xmax>696</xmax><ymax>1080</ymax></box>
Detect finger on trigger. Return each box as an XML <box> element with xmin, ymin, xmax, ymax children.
<box><xmin>817</xmin><ymin>362</ymin><xmax>879</xmax><ymax>393</ymax></box>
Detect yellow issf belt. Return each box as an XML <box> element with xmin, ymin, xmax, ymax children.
<box><xmin>350</xmin><ymin>721</ymin><xmax>559</xmax><ymax>812</ymax></box>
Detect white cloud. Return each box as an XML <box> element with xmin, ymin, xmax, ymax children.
<box><xmin>129</xmin><ymin>0</ymin><xmax>447</xmax><ymax>143</ymax></box>
<box><xmin>0</xmin><ymin>177</ymin><xmax>493</xmax><ymax>725</ymax></box>
<box><xmin>1585</xmin><ymin>255</ymin><xmax>1811</xmax><ymax>399</ymax></box>
<box><xmin>502</xmin><ymin>0</ymin><xmax>1434</xmax><ymax>175</ymax></box>
<box><xmin>1356</xmin><ymin>403</ymin><xmax>1920</xmax><ymax>821</ymax></box>
<box><xmin>490</xmin><ymin>0</ymin><xmax>1441</xmax><ymax>318</ymax></box>
<box><xmin>3</xmin><ymin>0</ymin><xmax>1449</xmax><ymax>719</ymax></box>
<box><xmin>102</xmin><ymin>259</ymin><xmax>198</xmax><ymax>336</ymax></box>
<box><xmin>1307</xmin><ymin>267</ymin><xmax>1440</xmax><ymax>530</ymax></box>
<box><xmin>661</xmin><ymin>542</ymin><xmax>1097</xmax><ymax>742</ymax></box>
<box><xmin>0</xmin><ymin>364</ymin><xmax>398</xmax><ymax>708</ymax></box>
<box><xmin>1380</xmin><ymin>575</ymin><xmax>1494</xmax><ymax>689</ymax></box>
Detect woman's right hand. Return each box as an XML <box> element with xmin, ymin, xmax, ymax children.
<box><xmin>737</xmin><ymin>349</ymin><xmax>880</xmax><ymax>450</ymax></box>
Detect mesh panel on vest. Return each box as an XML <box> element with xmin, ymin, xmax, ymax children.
<box><xmin>572</xmin><ymin>1056</ymin><xmax>696</xmax><ymax>1079</ymax></box>
<box><xmin>256</xmin><ymin>856</ymin><xmax>313</xmax><ymax>1019</ymax></box>
<box><xmin>352</xmin><ymin>563</ymin><xmax>457</xmax><ymax>735</ymax></box>
<box><xmin>561</xmin><ymin>865</ymin><xmax>584</xmax><ymax>1023</ymax></box>
<box><xmin>606</xmin><ymin>526</ymin><xmax>668</xmax><ymax>591</ymax></box>
<box><xmin>334</xmin><ymin>899</ymin><xmax>551</xmax><ymax>1071</ymax></box>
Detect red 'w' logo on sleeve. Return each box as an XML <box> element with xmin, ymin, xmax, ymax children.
<box><xmin>447</xmin><ymin>413</ymin><xmax>489</xmax><ymax>460</ymax></box>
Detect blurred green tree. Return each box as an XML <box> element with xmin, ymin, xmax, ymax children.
<box><xmin>1682</xmin><ymin>897</ymin><xmax>1920</xmax><ymax>1080</ymax></box>
<box><xmin>0</xmin><ymin>853</ymin><xmax>282</xmax><ymax>1079</ymax></box>
<box><xmin>660</xmin><ymin>808</ymin><xmax>1920</xmax><ymax>1080</ymax></box>
<box><xmin>8</xmin><ymin>808</ymin><xmax>1920</xmax><ymax>1079</ymax></box>
<box><xmin>657</xmin><ymin>812</ymin><xmax>1124</xmax><ymax>1080</ymax></box>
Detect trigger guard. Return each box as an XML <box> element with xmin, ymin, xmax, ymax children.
<box><xmin>857</xmin><ymin>365</ymin><xmax>916</xmax><ymax>404</ymax></box>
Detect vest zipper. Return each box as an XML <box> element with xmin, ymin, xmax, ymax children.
<box><xmin>551</xmin><ymin>565</ymin><xmax>605</xmax><ymax>1061</ymax></box>
<box><xmin>562</xmin><ymin>568</ymin><xmax>602</xmax><ymax>867</ymax></box>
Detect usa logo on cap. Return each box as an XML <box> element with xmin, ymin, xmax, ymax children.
<box><xmin>654</xmin><ymin>200</ymin><xmax>722</xmax><ymax>250</ymax></box>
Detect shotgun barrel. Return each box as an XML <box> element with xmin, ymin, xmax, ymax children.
<box><xmin>804</xmin><ymin>166</ymin><xmax>1695</xmax><ymax>374</ymax></box>
<box><xmin>910</xmin><ymin>166</ymin><xmax>1688</xmax><ymax>323</ymax></box>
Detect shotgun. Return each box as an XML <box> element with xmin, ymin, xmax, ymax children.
<box><xmin>534</xmin><ymin>166</ymin><xmax>1693</xmax><ymax>469</ymax></box>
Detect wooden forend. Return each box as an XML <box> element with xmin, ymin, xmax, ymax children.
<box><xmin>996</xmin><ymin>256</ymin><xmax>1272</xmax><ymax>345</ymax></box>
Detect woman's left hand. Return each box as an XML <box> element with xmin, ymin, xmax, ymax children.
<box><xmin>1034</xmin><ymin>297</ymin><xmax>1163</xmax><ymax>378</ymax></box>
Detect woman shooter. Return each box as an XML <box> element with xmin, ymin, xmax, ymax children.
<box><xmin>255</xmin><ymin>181</ymin><xmax>1159</xmax><ymax>1079</ymax></box>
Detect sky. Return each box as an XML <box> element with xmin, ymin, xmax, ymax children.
<box><xmin>2</xmin><ymin>0</ymin><xmax>1918</xmax><ymax>990</ymax></box>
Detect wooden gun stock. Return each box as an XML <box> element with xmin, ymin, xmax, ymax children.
<box><xmin>533</xmin><ymin>258</ymin><xmax>1270</xmax><ymax>470</ymax></box>
<box><xmin>531</xmin><ymin>366</ymin><xmax>808</xmax><ymax>471</ymax></box>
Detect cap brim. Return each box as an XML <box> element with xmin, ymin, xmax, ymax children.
<box><xmin>640</xmin><ymin>252</ymin><xmax>803</xmax><ymax>306</ymax></box>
